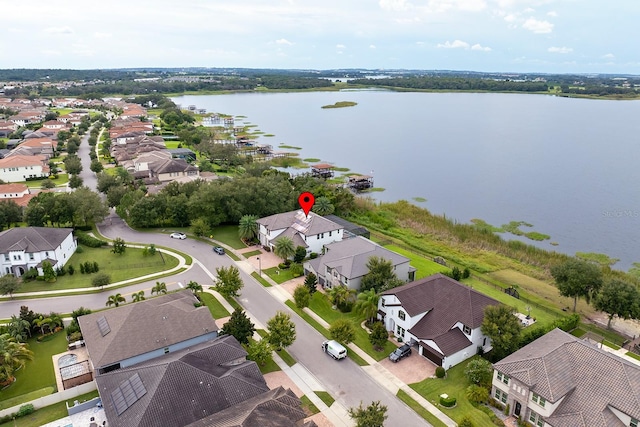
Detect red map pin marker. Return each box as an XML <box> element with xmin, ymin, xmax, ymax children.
<box><xmin>298</xmin><ymin>192</ymin><xmax>315</xmax><ymax>217</ymax></box>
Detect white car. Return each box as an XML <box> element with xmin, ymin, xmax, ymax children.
<box><xmin>170</xmin><ymin>232</ymin><xmax>186</xmax><ymax>240</ymax></box>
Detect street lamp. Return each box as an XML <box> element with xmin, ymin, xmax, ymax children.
<box><xmin>257</xmin><ymin>256</ymin><xmax>261</xmax><ymax>276</ymax></box>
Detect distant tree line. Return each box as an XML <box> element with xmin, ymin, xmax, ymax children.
<box><xmin>349</xmin><ymin>76</ymin><xmax>550</xmax><ymax>92</ymax></box>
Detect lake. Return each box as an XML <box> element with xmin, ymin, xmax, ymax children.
<box><xmin>172</xmin><ymin>91</ymin><xmax>640</xmax><ymax>271</ymax></box>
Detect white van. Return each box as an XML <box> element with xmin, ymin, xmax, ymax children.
<box><xmin>322</xmin><ymin>340</ymin><xmax>347</xmax><ymax>360</ymax></box>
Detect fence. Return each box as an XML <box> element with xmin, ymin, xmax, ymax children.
<box><xmin>0</xmin><ymin>381</ymin><xmax>97</xmax><ymax>418</ymax></box>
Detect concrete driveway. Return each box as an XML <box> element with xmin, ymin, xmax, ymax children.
<box><xmin>378</xmin><ymin>343</ymin><xmax>437</xmax><ymax>385</ymax></box>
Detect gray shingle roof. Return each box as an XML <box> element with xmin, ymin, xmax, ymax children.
<box><xmin>96</xmin><ymin>336</ymin><xmax>270</xmax><ymax>427</ymax></box>
<box><xmin>493</xmin><ymin>328</ymin><xmax>640</xmax><ymax>427</ymax></box>
<box><xmin>311</xmin><ymin>236</ymin><xmax>410</xmax><ymax>280</ymax></box>
<box><xmin>257</xmin><ymin>210</ymin><xmax>342</xmax><ymax>237</ymax></box>
<box><xmin>78</xmin><ymin>290</ymin><xmax>218</xmax><ymax>369</ymax></box>
<box><xmin>0</xmin><ymin>227</ymin><xmax>73</xmax><ymax>253</ymax></box>
<box><xmin>432</xmin><ymin>327</ymin><xmax>473</xmax><ymax>356</ymax></box>
<box><xmin>382</xmin><ymin>274</ymin><xmax>500</xmax><ymax>338</ymax></box>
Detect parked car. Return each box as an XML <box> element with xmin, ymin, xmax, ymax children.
<box><xmin>213</xmin><ymin>246</ymin><xmax>225</xmax><ymax>255</ymax></box>
<box><xmin>389</xmin><ymin>344</ymin><xmax>412</xmax><ymax>362</ymax></box>
<box><xmin>170</xmin><ymin>232</ymin><xmax>186</xmax><ymax>240</ymax></box>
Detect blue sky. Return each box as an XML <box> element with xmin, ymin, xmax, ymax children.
<box><xmin>2</xmin><ymin>0</ymin><xmax>638</xmax><ymax>74</ymax></box>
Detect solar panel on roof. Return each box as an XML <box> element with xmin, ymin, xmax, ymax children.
<box><xmin>97</xmin><ymin>316</ymin><xmax>110</xmax><ymax>337</ymax></box>
<box><xmin>111</xmin><ymin>373</ymin><xmax>147</xmax><ymax>416</ymax></box>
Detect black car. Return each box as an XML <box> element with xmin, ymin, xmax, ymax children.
<box><xmin>389</xmin><ymin>344</ymin><xmax>412</xmax><ymax>362</ymax></box>
<box><xmin>213</xmin><ymin>246</ymin><xmax>225</xmax><ymax>255</ymax></box>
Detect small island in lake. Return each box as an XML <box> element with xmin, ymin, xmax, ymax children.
<box><xmin>321</xmin><ymin>101</ymin><xmax>357</xmax><ymax>109</ymax></box>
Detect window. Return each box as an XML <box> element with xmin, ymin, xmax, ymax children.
<box><xmin>3</xmin><ymin>255</ymin><xmax>8</xmax><ymax>261</ymax></box>
<box><xmin>398</xmin><ymin>310</ymin><xmax>406</xmax><ymax>321</ymax></box>
<box><xmin>463</xmin><ymin>324</ymin><xmax>471</xmax><ymax>335</ymax></box>
<box><xmin>631</xmin><ymin>419</ymin><xmax>638</xmax><ymax>427</ymax></box>
<box><xmin>164</xmin><ymin>347</ymin><xmax>170</xmax><ymax>354</ymax></box>
<box><xmin>317</xmin><ymin>234</ymin><xmax>320</xmax><ymax>240</ymax></box>
<box><xmin>29</xmin><ymin>253</ymin><xmax>34</xmax><ymax>260</ymax></box>
<box><xmin>532</xmin><ymin>393</ymin><xmax>546</xmax><ymax>408</ymax></box>
<box><xmin>381</xmin><ymin>298</ymin><xmax>386</xmax><ymax>307</ymax></box>
<box><xmin>529</xmin><ymin>410</ymin><xmax>544</xmax><ymax>427</ymax></box>
<box><xmin>396</xmin><ymin>325</ymin><xmax>405</xmax><ymax>337</ymax></box>
<box><xmin>494</xmin><ymin>388</ymin><xmax>508</xmax><ymax>404</ymax></box>
<box><xmin>497</xmin><ymin>372</ymin><xmax>510</xmax><ymax>385</ymax></box>
<box><xmin>329</xmin><ymin>231</ymin><xmax>332</xmax><ymax>237</ymax></box>
<box><xmin>326</xmin><ymin>266</ymin><xmax>331</xmax><ymax>274</ymax></box>
<box><xmin>483</xmin><ymin>337</ymin><xmax>487</xmax><ymax>346</ymax></box>
<box><xmin>344</xmin><ymin>278</ymin><xmax>348</xmax><ymax>284</ymax></box>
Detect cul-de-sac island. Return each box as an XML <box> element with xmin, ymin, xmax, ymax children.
<box><xmin>0</xmin><ymin>68</ymin><xmax>639</xmax><ymax>427</ymax></box>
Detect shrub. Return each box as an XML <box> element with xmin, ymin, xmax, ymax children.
<box><xmin>290</xmin><ymin>262</ymin><xmax>304</xmax><ymax>277</ymax></box>
<box><xmin>74</xmin><ymin>230</ymin><xmax>107</xmax><ymax>247</ymax></box>
<box><xmin>68</xmin><ymin>265</ymin><xmax>75</xmax><ymax>275</ymax></box>
<box><xmin>466</xmin><ymin>384</ymin><xmax>489</xmax><ymax>404</ymax></box>
<box><xmin>16</xmin><ymin>404</ymin><xmax>34</xmax><ymax>417</ymax></box>
<box><xmin>294</xmin><ymin>246</ymin><xmax>307</xmax><ymax>263</ymax></box>
<box><xmin>462</xmin><ymin>267</ymin><xmax>471</xmax><ymax>279</ymax></box>
<box><xmin>278</xmin><ymin>263</ymin><xmax>290</xmax><ymax>270</ymax></box>
<box><xmin>505</xmin><ymin>403</ymin><xmax>510</xmax><ymax>416</ymax></box>
<box><xmin>93</xmin><ymin>261</ymin><xmax>99</xmax><ymax>272</ymax></box>
<box><xmin>79</xmin><ymin>263</ymin><xmax>85</xmax><ymax>274</ymax></box>
<box><xmin>75</xmin><ymin>246</ymin><xmax>83</xmax><ymax>253</ymax></box>
<box><xmin>435</xmin><ymin>366</ymin><xmax>446</xmax><ymax>378</ymax></box>
<box><xmin>459</xmin><ymin>416</ymin><xmax>474</xmax><ymax>427</ymax></box>
<box><xmin>68</xmin><ymin>331</ymin><xmax>83</xmax><ymax>342</ymax></box>
<box><xmin>439</xmin><ymin>396</ymin><xmax>456</xmax><ymax>407</ymax></box>
<box><xmin>309</xmin><ymin>252</ymin><xmax>318</xmax><ymax>259</ymax></box>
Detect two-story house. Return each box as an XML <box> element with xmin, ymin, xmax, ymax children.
<box><xmin>0</xmin><ymin>183</ymin><xmax>34</xmax><ymax>207</ymax></box>
<box><xmin>0</xmin><ymin>154</ymin><xmax>49</xmax><ymax>182</ymax></box>
<box><xmin>257</xmin><ymin>210</ymin><xmax>343</xmax><ymax>255</ymax></box>
<box><xmin>378</xmin><ymin>273</ymin><xmax>500</xmax><ymax>368</ymax></box>
<box><xmin>304</xmin><ymin>236</ymin><xmax>415</xmax><ymax>290</ymax></box>
<box><xmin>492</xmin><ymin>328</ymin><xmax>640</xmax><ymax>427</ymax></box>
<box><xmin>78</xmin><ymin>290</ymin><xmax>219</xmax><ymax>375</ymax></box>
<box><xmin>0</xmin><ymin>227</ymin><xmax>76</xmax><ymax>277</ymax></box>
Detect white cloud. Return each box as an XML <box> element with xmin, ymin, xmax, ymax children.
<box><xmin>93</xmin><ymin>32</ymin><xmax>112</xmax><ymax>39</ymax></box>
<box><xmin>369</xmin><ymin>44</ymin><xmax>377</xmax><ymax>49</ymax></box>
<box><xmin>275</xmin><ymin>38</ymin><xmax>293</xmax><ymax>45</ymax></box>
<box><xmin>43</xmin><ymin>26</ymin><xmax>74</xmax><ymax>35</ymax></box>
<box><xmin>547</xmin><ymin>11</ymin><xmax>558</xmax><ymax>17</ymax></box>
<box><xmin>503</xmin><ymin>13</ymin><xmax>518</xmax><ymax>23</ymax></box>
<box><xmin>471</xmin><ymin>43</ymin><xmax>491</xmax><ymax>51</ymax></box>
<box><xmin>437</xmin><ymin>40</ymin><xmax>469</xmax><ymax>49</ymax></box>
<box><xmin>336</xmin><ymin>44</ymin><xmax>346</xmax><ymax>49</ymax></box>
<box><xmin>379</xmin><ymin>0</ymin><xmax>412</xmax><ymax>11</ymax></box>
<box><xmin>522</xmin><ymin>18</ymin><xmax>553</xmax><ymax>33</ymax></box>
<box><xmin>523</xmin><ymin>7</ymin><xmax>534</xmax><ymax>13</ymax></box>
<box><xmin>41</xmin><ymin>49</ymin><xmax>62</xmax><ymax>56</ymax></box>
<box><xmin>602</xmin><ymin>53</ymin><xmax>615</xmax><ymax>59</ymax></box>
<box><xmin>548</xmin><ymin>46</ymin><xmax>572</xmax><ymax>54</ymax></box>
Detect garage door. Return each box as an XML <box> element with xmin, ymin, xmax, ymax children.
<box><xmin>419</xmin><ymin>343</ymin><xmax>443</xmax><ymax>366</ymax></box>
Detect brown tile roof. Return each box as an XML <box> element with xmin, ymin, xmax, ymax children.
<box><xmin>78</xmin><ymin>290</ymin><xmax>218</xmax><ymax>369</ymax></box>
<box><xmin>432</xmin><ymin>327</ymin><xmax>473</xmax><ymax>356</ymax></box>
<box><xmin>493</xmin><ymin>328</ymin><xmax>640</xmax><ymax>427</ymax></box>
<box><xmin>0</xmin><ymin>154</ymin><xmax>47</xmax><ymax>168</ymax></box>
<box><xmin>0</xmin><ymin>183</ymin><xmax>28</xmax><ymax>194</ymax></box>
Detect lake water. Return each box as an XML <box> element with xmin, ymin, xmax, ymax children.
<box><xmin>172</xmin><ymin>91</ymin><xmax>640</xmax><ymax>271</ymax></box>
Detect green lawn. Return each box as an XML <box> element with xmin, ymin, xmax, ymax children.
<box><xmin>383</xmin><ymin>245</ymin><xmax>450</xmax><ymax>279</ymax></box>
<box><xmin>626</xmin><ymin>352</ymin><xmax>640</xmax><ymax>361</ymax></box>
<box><xmin>198</xmin><ymin>292</ymin><xmax>230</xmax><ymax>319</ymax></box>
<box><xmin>300</xmin><ymin>395</ymin><xmax>320</xmax><ymax>415</ymax></box>
<box><xmin>251</xmin><ymin>272</ymin><xmax>272</xmax><ymax>287</ymax></box>
<box><xmin>397</xmin><ymin>389</ymin><xmax>448</xmax><ymax>427</ymax></box>
<box><xmin>0</xmin><ymin>332</ymin><xmax>67</xmax><ymax>405</ymax></box>
<box><xmin>0</xmin><ymin>402</ymin><xmax>67</xmax><ymax>427</ymax></box>
<box><xmin>307</xmin><ymin>292</ymin><xmax>397</xmax><ymax>361</ymax></box>
<box><xmin>314</xmin><ymin>391</ymin><xmax>335</xmax><ymax>407</ymax></box>
<box><xmin>264</xmin><ymin>266</ymin><xmax>300</xmax><ymax>284</ymax></box>
<box><xmin>409</xmin><ymin>357</ymin><xmax>494</xmax><ymax>425</ymax></box>
<box><xmin>243</xmin><ymin>250</ymin><xmax>262</xmax><ymax>258</ymax></box>
<box><xmin>212</xmin><ymin>225</ymin><xmax>246</xmax><ymax>249</ymax></box>
<box><xmin>16</xmin><ymin>246</ymin><xmax>179</xmax><ymax>293</ymax></box>
<box><xmin>24</xmin><ymin>175</ymin><xmax>69</xmax><ymax>189</ymax></box>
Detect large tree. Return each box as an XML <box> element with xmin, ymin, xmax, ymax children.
<box><xmin>360</xmin><ymin>256</ymin><xmax>404</xmax><ymax>293</ymax></box>
<box><xmin>464</xmin><ymin>358</ymin><xmax>493</xmax><ymax>387</ymax></box>
<box><xmin>220</xmin><ymin>308</ymin><xmax>255</xmax><ymax>345</ymax></box>
<box><xmin>215</xmin><ymin>265</ymin><xmax>244</xmax><ymax>298</ymax></box>
<box><xmin>354</xmin><ymin>289</ymin><xmax>379</xmax><ymax>323</ymax></box>
<box><xmin>266</xmin><ymin>311</ymin><xmax>296</xmax><ymax>351</ymax></box>
<box><xmin>0</xmin><ymin>334</ymin><xmax>34</xmax><ymax>383</ymax></box>
<box><xmin>550</xmin><ymin>258</ymin><xmax>603</xmax><ymax>312</ymax></box>
<box><xmin>348</xmin><ymin>401</ymin><xmax>388</xmax><ymax>427</ymax></box>
<box><xmin>480</xmin><ymin>304</ymin><xmax>522</xmax><ymax>361</ymax></box>
<box><xmin>594</xmin><ymin>280</ymin><xmax>640</xmax><ymax>329</ymax></box>
<box><xmin>151</xmin><ymin>281</ymin><xmax>167</xmax><ymax>295</ymax></box>
<box><xmin>329</xmin><ymin>319</ymin><xmax>356</xmax><ymax>345</ymax></box>
<box><xmin>328</xmin><ymin>285</ymin><xmax>356</xmax><ymax>312</ymax></box>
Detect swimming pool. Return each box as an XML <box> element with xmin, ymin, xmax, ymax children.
<box><xmin>58</xmin><ymin>353</ymin><xmax>78</xmax><ymax>368</ymax></box>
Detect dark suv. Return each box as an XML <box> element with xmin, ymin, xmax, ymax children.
<box><xmin>389</xmin><ymin>344</ymin><xmax>412</xmax><ymax>362</ymax></box>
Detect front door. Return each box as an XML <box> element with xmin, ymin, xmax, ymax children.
<box><xmin>514</xmin><ymin>401</ymin><xmax>522</xmax><ymax>417</ymax></box>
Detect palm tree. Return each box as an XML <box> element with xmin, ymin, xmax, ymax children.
<box><xmin>7</xmin><ymin>316</ymin><xmax>31</xmax><ymax>343</ymax></box>
<box><xmin>274</xmin><ymin>236</ymin><xmax>295</xmax><ymax>263</ymax></box>
<box><xmin>0</xmin><ymin>334</ymin><xmax>34</xmax><ymax>383</ymax></box>
<box><xmin>186</xmin><ymin>281</ymin><xmax>203</xmax><ymax>294</ymax></box>
<box><xmin>354</xmin><ymin>289</ymin><xmax>380</xmax><ymax>323</ymax></box>
<box><xmin>313</xmin><ymin>196</ymin><xmax>335</xmax><ymax>216</ymax></box>
<box><xmin>131</xmin><ymin>291</ymin><xmax>145</xmax><ymax>302</ymax></box>
<box><xmin>328</xmin><ymin>285</ymin><xmax>356</xmax><ymax>309</ymax></box>
<box><xmin>238</xmin><ymin>214</ymin><xmax>258</xmax><ymax>242</ymax></box>
<box><xmin>151</xmin><ymin>281</ymin><xmax>167</xmax><ymax>295</ymax></box>
<box><xmin>106</xmin><ymin>293</ymin><xmax>126</xmax><ymax>307</ymax></box>
<box><xmin>32</xmin><ymin>316</ymin><xmax>52</xmax><ymax>336</ymax></box>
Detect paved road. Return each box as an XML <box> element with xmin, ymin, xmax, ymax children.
<box><xmin>77</xmin><ymin>125</ymin><xmax>98</xmax><ymax>192</ymax></box>
<box><xmin>0</xmin><ymin>213</ymin><xmax>428</xmax><ymax>426</ymax></box>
